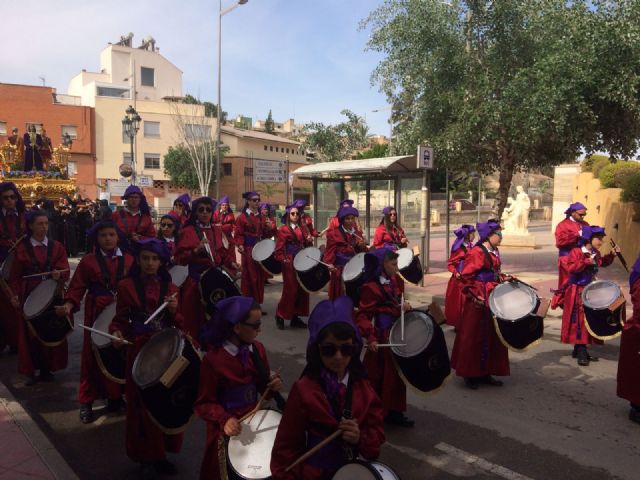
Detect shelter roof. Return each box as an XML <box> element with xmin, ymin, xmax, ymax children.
<box><xmin>292</xmin><ymin>155</ymin><xmax>417</xmax><ymax>179</ymax></box>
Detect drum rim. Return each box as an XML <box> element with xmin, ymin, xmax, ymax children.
<box><xmin>332</xmin><ymin>459</ymin><xmax>385</xmax><ymax>479</ymax></box>
<box><xmin>293</xmin><ymin>247</ymin><xmax>321</xmax><ymax>272</ymax></box>
<box><xmin>23</xmin><ymin>278</ymin><xmax>58</xmax><ymax>319</ymax></box>
<box><xmin>342</xmin><ymin>252</ymin><xmax>367</xmax><ymax>282</ymax></box>
<box><xmin>370</xmin><ymin>460</ymin><xmax>401</xmax><ymax>480</ymax></box>
<box><xmin>132</xmin><ymin>328</ymin><xmax>184</xmax><ymax>389</ymax></box>
<box><xmin>92</xmin><ymin>302</ymin><xmax>117</xmax><ymax>347</ymax></box>
<box><xmin>390</xmin><ymin>310</ymin><xmax>434</xmax><ymax>358</ymax></box>
<box><xmin>251</xmin><ymin>238</ymin><xmax>276</xmax><ymax>261</ymax></box>
<box><xmin>581</xmin><ymin>280</ymin><xmax>622</xmax><ymax>310</ymax></box>
<box><xmin>489</xmin><ymin>281</ymin><xmax>538</xmax><ymax>322</ymax></box>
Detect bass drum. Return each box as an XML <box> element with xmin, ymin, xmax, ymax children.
<box><xmin>294</xmin><ymin>247</ymin><xmax>330</xmax><ymax>293</ymax></box>
<box><xmin>581</xmin><ymin>280</ymin><xmax>625</xmax><ymax>340</ymax></box>
<box><xmin>91</xmin><ymin>302</ymin><xmax>126</xmax><ymax>384</ymax></box>
<box><xmin>332</xmin><ymin>460</ymin><xmax>401</xmax><ymax>479</ymax></box>
<box><xmin>23</xmin><ymin>279</ymin><xmax>72</xmax><ymax>347</ymax></box>
<box><xmin>252</xmin><ymin>239</ymin><xmax>282</xmax><ymax>275</ymax></box>
<box><xmin>199</xmin><ymin>267</ymin><xmax>241</xmax><ymax>317</ymax></box>
<box><xmin>396</xmin><ymin>248</ymin><xmax>423</xmax><ymax>285</ymax></box>
<box><xmin>342</xmin><ymin>252</ymin><xmax>367</xmax><ymax>305</ymax></box>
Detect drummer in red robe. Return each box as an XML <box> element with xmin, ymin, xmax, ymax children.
<box><xmin>618</xmin><ymin>255</ymin><xmax>640</xmax><ymax>425</ymax></box>
<box><xmin>271</xmin><ymin>296</ymin><xmax>385</xmax><ymax>479</ymax></box>
<box><xmin>553</xmin><ymin>202</ymin><xmax>589</xmax><ymax>303</ymax></box>
<box><xmin>213</xmin><ymin>194</ymin><xmax>238</xmax><ymax>274</ymax></box>
<box><xmin>444</xmin><ymin>224</ymin><xmax>475</xmax><ymax>329</ymax></box>
<box><xmin>169</xmin><ymin>193</ymin><xmax>191</xmax><ymax>227</ymax></box>
<box><xmin>372</xmin><ymin>206</ymin><xmax>408</xmax><ymax>250</ymax></box>
<box><xmin>195</xmin><ymin>296</ymin><xmax>283</xmax><ymax>480</ymax></box>
<box><xmin>274</xmin><ymin>203</ymin><xmax>311</xmax><ymax>330</ymax></box>
<box><xmin>560</xmin><ymin>226</ymin><xmax>618</xmax><ymax>366</ymax></box>
<box><xmin>157</xmin><ymin>213</ymin><xmax>180</xmax><ymax>260</ymax></box>
<box><xmin>327</xmin><ymin>199</ymin><xmax>364</xmax><ymax>235</ymax></box>
<box><xmin>356</xmin><ymin>248</ymin><xmax>413</xmax><ymax>427</ymax></box>
<box><xmin>323</xmin><ymin>206</ymin><xmax>368</xmax><ymax>300</ymax></box>
<box><xmin>451</xmin><ymin>220</ymin><xmax>510</xmax><ymax>389</ymax></box>
<box><xmin>60</xmin><ymin>220</ymin><xmax>133</xmax><ymax>423</ymax></box>
<box><xmin>109</xmin><ymin>239</ymin><xmax>184</xmax><ymax>479</ymax></box>
<box><xmin>293</xmin><ymin>199</ymin><xmax>319</xmax><ymax>238</ymax></box>
<box><xmin>175</xmin><ymin>197</ymin><xmax>239</xmax><ymax>343</ymax></box>
<box><xmin>9</xmin><ymin>210</ymin><xmax>70</xmax><ymax>385</ymax></box>
<box><xmin>114</xmin><ymin>185</ymin><xmax>156</xmax><ymax>242</ymax></box>
<box><xmin>0</xmin><ymin>182</ymin><xmax>26</xmax><ymax>354</ymax></box>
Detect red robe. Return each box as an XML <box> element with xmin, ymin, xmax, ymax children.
<box><xmin>301</xmin><ymin>213</ymin><xmax>318</xmax><ymax>237</ymax></box>
<box><xmin>444</xmin><ymin>246</ymin><xmax>468</xmax><ymax>328</ymax></box>
<box><xmin>194</xmin><ymin>341</ymin><xmax>271</xmax><ymax>480</ymax></box>
<box><xmin>109</xmin><ymin>276</ymin><xmax>185</xmax><ymax>464</ymax></box>
<box><xmin>234</xmin><ymin>211</ymin><xmax>270</xmax><ymax>304</ymax></box>
<box><xmin>560</xmin><ymin>247</ymin><xmax>615</xmax><ymax>345</ymax></box>
<box><xmin>9</xmin><ymin>239</ymin><xmax>70</xmax><ymax>376</ymax></box>
<box><xmin>451</xmin><ymin>245</ymin><xmax>510</xmax><ymax>378</ymax></box>
<box><xmin>270</xmin><ymin>375</ymin><xmax>385</xmax><ymax>480</ymax></box>
<box><xmin>0</xmin><ymin>210</ymin><xmax>25</xmax><ymax>350</ymax></box>
<box><xmin>114</xmin><ymin>209</ymin><xmax>156</xmax><ymax>241</ymax></box>
<box><xmin>169</xmin><ymin>209</ymin><xmax>189</xmax><ymax>227</ymax></box>
<box><xmin>356</xmin><ymin>276</ymin><xmax>406</xmax><ymax>414</ymax></box>
<box><xmin>372</xmin><ymin>223</ymin><xmax>406</xmax><ymax>250</ymax></box>
<box><xmin>617</xmin><ymin>277</ymin><xmax>640</xmax><ymax>405</ymax></box>
<box><xmin>275</xmin><ymin>224</ymin><xmax>310</xmax><ymax>321</ymax></box>
<box><xmin>213</xmin><ymin>210</ymin><xmax>237</xmax><ymax>272</ymax></box>
<box><xmin>64</xmin><ymin>251</ymin><xmax>134</xmax><ymax>403</ymax></box>
<box><xmin>322</xmin><ymin>227</ymin><xmax>368</xmax><ymax>300</ymax></box>
<box><xmin>554</xmin><ymin>217</ymin><xmax>589</xmax><ymax>289</ymax></box>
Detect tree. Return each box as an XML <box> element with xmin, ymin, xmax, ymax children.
<box><xmin>363</xmin><ymin>0</ymin><xmax>640</xmax><ymax>217</ymax></box>
<box><xmin>182</xmin><ymin>94</ymin><xmax>227</xmax><ymax>123</ymax></box>
<box><xmin>301</xmin><ymin>109</ymin><xmax>371</xmax><ymax>162</ymax></box>
<box><xmin>356</xmin><ymin>143</ymin><xmax>389</xmax><ymax>159</ymax></box>
<box><xmin>265</xmin><ymin>110</ymin><xmax>275</xmax><ymax>134</ymax></box>
<box><xmin>163</xmin><ymin>145</ymin><xmax>203</xmax><ymax>191</ymax></box>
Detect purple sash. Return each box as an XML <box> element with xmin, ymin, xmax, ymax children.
<box><xmin>286</xmin><ymin>244</ymin><xmax>301</xmax><ymax>256</ymax></box>
<box><xmin>335</xmin><ymin>252</ymin><xmax>353</xmax><ymax>267</ymax></box>
<box><xmin>476</xmin><ymin>270</ymin><xmax>497</xmax><ymax>283</ymax></box>
<box><xmin>88</xmin><ymin>283</ymin><xmax>115</xmax><ymax>298</ymax></box>
<box><xmin>569</xmin><ymin>269</ymin><xmax>594</xmax><ymax>287</ymax></box>
<box><xmin>558</xmin><ymin>247</ymin><xmax>572</xmax><ymax>257</ymax></box>
<box><xmin>375</xmin><ymin>313</ymin><xmax>395</xmax><ymax>331</ymax></box>
<box><xmin>188</xmin><ymin>263</ymin><xmax>209</xmax><ymax>281</ymax></box>
<box><xmin>244</xmin><ymin>236</ymin><xmax>258</xmax><ymax>248</ymax></box>
<box><xmin>306</xmin><ymin>432</ymin><xmax>347</xmax><ymax>471</ymax></box>
<box><xmin>220</xmin><ymin>383</ymin><xmax>257</xmax><ymax>411</ymax></box>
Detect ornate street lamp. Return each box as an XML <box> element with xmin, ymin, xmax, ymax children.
<box><xmin>122</xmin><ymin>105</ymin><xmax>142</xmax><ymax>185</ymax></box>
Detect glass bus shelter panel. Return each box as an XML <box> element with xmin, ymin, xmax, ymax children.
<box><xmin>398</xmin><ymin>177</ymin><xmax>423</xmax><ymax>246</ymax></box>
<box><xmin>343</xmin><ymin>179</ymin><xmax>368</xmax><ymax>235</ymax></box>
<box><xmin>315</xmin><ymin>181</ymin><xmax>342</xmax><ymax>234</ymax></box>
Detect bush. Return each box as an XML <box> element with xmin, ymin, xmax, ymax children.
<box><xmin>582</xmin><ymin>154</ymin><xmax>609</xmax><ymax>172</ymax></box>
<box><xmin>621</xmin><ymin>171</ymin><xmax>640</xmax><ymax>203</ymax></box>
<box><xmin>591</xmin><ymin>156</ymin><xmax>612</xmax><ymax>177</ymax></box>
<box><xmin>599</xmin><ymin>161</ymin><xmax>640</xmax><ymax>188</ymax></box>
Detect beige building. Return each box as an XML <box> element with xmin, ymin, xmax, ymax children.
<box><xmin>253</xmin><ymin>117</ymin><xmax>303</xmax><ymax>137</ymax></box>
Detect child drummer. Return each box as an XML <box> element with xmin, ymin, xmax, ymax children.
<box><xmin>194</xmin><ymin>296</ymin><xmax>283</xmax><ymax>480</ymax></box>
<box><xmin>109</xmin><ymin>239</ymin><xmax>184</xmax><ymax>479</ymax></box>
<box><xmin>271</xmin><ymin>296</ymin><xmax>385</xmax><ymax>479</ymax></box>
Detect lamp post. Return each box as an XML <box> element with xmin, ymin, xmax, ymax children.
<box><xmin>216</xmin><ymin>0</ymin><xmax>249</xmax><ymax>199</ymax></box>
<box><xmin>122</xmin><ymin>105</ymin><xmax>141</xmax><ymax>185</ymax></box>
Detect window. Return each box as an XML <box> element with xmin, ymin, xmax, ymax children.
<box><xmin>143</xmin><ymin>121</ymin><xmax>160</xmax><ymax>138</ymax></box>
<box><xmin>97</xmin><ymin>86</ymin><xmax>130</xmax><ymax>98</ymax></box>
<box><xmin>123</xmin><ymin>153</ymin><xmax>132</xmax><ymax>166</ymax></box>
<box><xmin>0</xmin><ymin>121</ymin><xmax>6</xmax><ymax>135</ymax></box>
<box><xmin>67</xmin><ymin>161</ymin><xmax>77</xmax><ymax>176</ymax></box>
<box><xmin>286</xmin><ymin>148</ymin><xmax>289</xmax><ymax>154</ymax></box>
<box><xmin>61</xmin><ymin>125</ymin><xmax>77</xmax><ymax>139</ymax></box>
<box><xmin>264</xmin><ymin>145</ymin><xmax>267</xmax><ymax>151</ymax></box>
<box><xmin>144</xmin><ymin>153</ymin><xmax>161</xmax><ymax>169</ymax></box>
<box><xmin>223</xmin><ymin>163</ymin><xmax>232</xmax><ymax>175</ymax></box>
<box><xmin>270</xmin><ymin>146</ymin><xmax>273</xmax><ymax>151</ymax></box>
<box><xmin>141</xmin><ymin>67</ymin><xmax>155</xmax><ymax>87</ymax></box>
<box><xmin>185</xmin><ymin>124</ymin><xmax>211</xmax><ymax>139</ymax></box>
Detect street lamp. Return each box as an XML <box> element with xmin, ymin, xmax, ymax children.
<box><xmin>216</xmin><ymin>0</ymin><xmax>249</xmax><ymax>199</ymax></box>
<box><xmin>122</xmin><ymin>105</ymin><xmax>141</xmax><ymax>185</ymax></box>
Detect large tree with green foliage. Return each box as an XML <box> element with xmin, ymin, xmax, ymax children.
<box><xmin>363</xmin><ymin>0</ymin><xmax>640</xmax><ymax>216</ymax></box>
<box><xmin>301</xmin><ymin>109</ymin><xmax>370</xmax><ymax>162</ymax></box>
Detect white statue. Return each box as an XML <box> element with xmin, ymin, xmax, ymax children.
<box><xmin>502</xmin><ymin>185</ymin><xmax>531</xmax><ymax>235</ymax></box>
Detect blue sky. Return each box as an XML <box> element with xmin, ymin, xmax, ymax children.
<box><xmin>1</xmin><ymin>0</ymin><xmax>392</xmax><ymax>135</ymax></box>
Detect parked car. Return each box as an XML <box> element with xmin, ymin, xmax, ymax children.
<box><xmin>449</xmin><ymin>199</ymin><xmax>476</xmax><ymax>210</ymax></box>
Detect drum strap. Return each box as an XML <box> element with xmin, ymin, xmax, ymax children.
<box><xmin>338</xmin><ymin>227</ymin><xmax>356</xmax><ymax>252</ymax></box>
<box><xmin>325</xmin><ymin>374</ymin><xmax>354</xmax><ymax>421</ymax></box>
<box><xmin>249</xmin><ymin>347</ymin><xmax>287</xmax><ymax>410</ymax></box>
<box><xmin>286</xmin><ymin>225</ymin><xmax>305</xmax><ymax>247</ymax></box>
<box><xmin>375</xmin><ymin>281</ymin><xmax>401</xmax><ymax>309</ymax></box>
<box><xmin>193</xmin><ymin>224</ymin><xmax>214</xmax><ymax>251</ymax></box>
<box><xmin>24</xmin><ymin>237</ymin><xmax>54</xmax><ymax>273</ymax></box>
<box><xmin>119</xmin><ymin>209</ymin><xmax>143</xmax><ymax>236</ymax></box>
<box><xmin>242</xmin><ymin>211</ymin><xmax>262</xmax><ymax>240</ymax></box>
<box><xmin>95</xmin><ymin>251</ymin><xmax>125</xmax><ymax>294</ymax></box>
<box><xmin>0</xmin><ymin>211</ymin><xmax>21</xmax><ymax>240</ymax></box>
<box><xmin>478</xmin><ymin>244</ymin><xmax>500</xmax><ymax>282</ymax></box>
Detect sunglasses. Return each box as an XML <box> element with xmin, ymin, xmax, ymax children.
<box><xmin>319</xmin><ymin>343</ymin><xmax>357</xmax><ymax>357</ymax></box>
<box><xmin>197</xmin><ymin>207</ymin><xmax>212</xmax><ymax>213</ymax></box>
<box><xmin>389</xmin><ymin>213</ymin><xmax>397</xmax><ymax>216</ymax></box>
<box><xmin>2</xmin><ymin>194</ymin><xmax>17</xmax><ymax>200</ymax></box>
<box><xmin>160</xmin><ymin>223</ymin><xmax>174</xmax><ymax>228</ymax></box>
<box><xmin>240</xmin><ymin>321</ymin><xmax>262</xmax><ymax>330</ymax></box>
<box><xmin>250</xmin><ymin>198</ymin><xmax>260</xmax><ymax>202</ymax></box>
<box><xmin>290</xmin><ymin>212</ymin><xmax>299</xmax><ymax>216</ymax></box>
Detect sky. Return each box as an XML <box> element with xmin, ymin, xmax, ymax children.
<box><xmin>1</xmin><ymin>0</ymin><xmax>393</xmax><ymax>136</ymax></box>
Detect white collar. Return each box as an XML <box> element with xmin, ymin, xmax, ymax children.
<box><xmin>569</xmin><ymin>216</ymin><xmax>578</xmax><ymax>223</ymax></box>
<box><xmin>197</xmin><ymin>223</ymin><xmax>211</xmax><ymax>229</ymax></box>
<box><xmin>100</xmin><ymin>248</ymin><xmax>123</xmax><ymax>257</ymax></box>
<box><xmin>30</xmin><ymin>236</ymin><xmax>48</xmax><ymax>247</ymax></box>
<box><xmin>126</xmin><ymin>208</ymin><xmax>141</xmax><ymax>216</ymax></box>
<box><xmin>290</xmin><ymin>223</ymin><xmax>299</xmax><ymax>230</ymax></box>
<box><xmin>484</xmin><ymin>243</ymin><xmax>498</xmax><ymax>255</ymax></box>
<box><xmin>164</xmin><ymin>236</ymin><xmax>175</xmax><ymax>243</ymax></box>
<box><xmin>223</xmin><ymin>340</ymin><xmax>254</xmax><ymax>356</ymax></box>
<box><xmin>245</xmin><ymin>208</ymin><xmax>258</xmax><ymax>216</ymax></box>
<box><xmin>2</xmin><ymin>208</ymin><xmax>17</xmax><ymax>216</ymax></box>
<box><xmin>341</xmin><ymin>225</ymin><xmax>355</xmax><ymax>235</ymax></box>
<box><xmin>379</xmin><ymin>275</ymin><xmax>391</xmax><ymax>285</ymax></box>
<box><xmin>339</xmin><ymin>371</ymin><xmax>349</xmax><ymax>387</ymax></box>
<box><xmin>582</xmin><ymin>246</ymin><xmax>596</xmax><ymax>257</ymax></box>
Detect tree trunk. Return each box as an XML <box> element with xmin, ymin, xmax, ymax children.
<box><xmin>492</xmin><ymin>155</ymin><xmax>515</xmax><ymax>220</ymax></box>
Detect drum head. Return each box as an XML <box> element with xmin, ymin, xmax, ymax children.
<box><xmin>1</xmin><ymin>251</ymin><xmax>14</xmax><ymax>280</ymax></box>
<box><xmin>228</xmin><ymin>409</ymin><xmax>282</xmax><ymax>479</ymax></box>
<box><xmin>132</xmin><ymin>329</ymin><xmax>183</xmax><ymax>389</ymax></box>
<box><xmin>342</xmin><ymin>252</ymin><xmax>366</xmax><ymax>282</ymax></box>
<box><xmin>252</xmin><ymin>239</ymin><xmax>275</xmax><ymax>262</ymax></box>
<box><xmin>370</xmin><ymin>462</ymin><xmax>401</xmax><ymax>480</ymax></box>
<box><xmin>92</xmin><ymin>302</ymin><xmax>116</xmax><ymax>347</ymax></box>
<box><xmin>23</xmin><ymin>279</ymin><xmax>58</xmax><ymax>319</ymax></box>
<box><xmin>169</xmin><ymin>265</ymin><xmax>189</xmax><ymax>287</ymax></box>
<box><xmin>396</xmin><ymin>248</ymin><xmax>414</xmax><ymax>269</ymax></box>
<box><xmin>582</xmin><ymin>280</ymin><xmax>621</xmax><ymax>310</ymax></box>
<box><xmin>390</xmin><ymin>310</ymin><xmax>433</xmax><ymax>358</ymax></box>
<box><xmin>489</xmin><ymin>282</ymin><xmax>538</xmax><ymax>321</ymax></box>
<box><xmin>294</xmin><ymin>247</ymin><xmax>321</xmax><ymax>272</ymax></box>
<box><xmin>199</xmin><ymin>267</ymin><xmax>241</xmax><ymax>313</ymax></box>
<box><xmin>332</xmin><ymin>461</ymin><xmax>381</xmax><ymax>479</ymax></box>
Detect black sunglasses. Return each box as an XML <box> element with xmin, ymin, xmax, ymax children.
<box><xmin>240</xmin><ymin>321</ymin><xmax>262</xmax><ymax>330</ymax></box>
<box><xmin>319</xmin><ymin>343</ymin><xmax>357</xmax><ymax>357</ymax></box>
<box><xmin>198</xmin><ymin>207</ymin><xmax>212</xmax><ymax>213</ymax></box>
<box><xmin>250</xmin><ymin>198</ymin><xmax>260</xmax><ymax>202</ymax></box>
<box><xmin>160</xmin><ymin>223</ymin><xmax>174</xmax><ymax>228</ymax></box>
<box><xmin>2</xmin><ymin>194</ymin><xmax>17</xmax><ymax>200</ymax></box>
<box><xmin>290</xmin><ymin>211</ymin><xmax>299</xmax><ymax>216</ymax></box>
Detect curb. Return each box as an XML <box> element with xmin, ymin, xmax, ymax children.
<box><xmin>0</xmin><ymin>381</ymin><xmax>79</xmax><ymax>480</ymax></box>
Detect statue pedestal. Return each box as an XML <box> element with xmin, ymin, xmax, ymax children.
<box><xmin>500</xmin><ymin>233</ymin><xmax>537</xmax><ymax>249</ymax></box>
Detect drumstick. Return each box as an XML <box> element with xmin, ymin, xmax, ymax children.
<box><xmin>77</xmin><ymin>325</ymin><xmax>132</xmax><ymax>345</ymax></box>
<box><xmin>9</xmin><ymin>234</ymin><xmax>26</xmax><ymax>252</ymax></box>
<box><xmin>239</xmin><ymin>386</ymin><xmax>272</xmax><ymax>424</ymax></box>
<box><xmin>200</xmin><ymin>231</ymin><xmax>216</xmax><ymax>264</ymax></box>
<box><xmin>143</xmin><ymin>292</ymin><xmax>177</xmax><ymax>325</ymax></box>
<box><xmin>22</xmin><ymin>269</ymin><xmax>70</xmax><ymax>279</ymax></box>
<box><xmin>303</xmin><ymin>254</ymin><xmax>332</xmax><ymax>269</ymax></box>
<box><xmin>285</xmin><ymin>430</ymin><xmax>343</xmax><ymax>472</ymax></box>
<box><xmin>401</xmin><ymin>293</ymin><xmax>405</xmax><ymax>341</ymax></box>
<box><xmin>366</xmin><ymin>343</ymin><xmax>407</xmax><ymax>348</ymax></box>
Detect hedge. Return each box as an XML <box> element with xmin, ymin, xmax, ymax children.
<box><xmin>621</xmin><ymin>171</ymin><xmax>640</xmax><ymax>203</ymax></box>
<box><xmin>599</xmin><ymin>161</ymin><xmax>640</xmax><ymax>188</ymax></box>
<box><xmin>582</xmin><ymin>154</ymin><xmax>610</xmax><ymax>173</ymax></box>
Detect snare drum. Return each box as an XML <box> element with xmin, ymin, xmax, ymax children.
<box><xmin>227</xmin><ymin>409</ymin><xmax>282</xmax><ymax>479</ymax></box>
<box><xmin>396</xmin><ymin>248</ymin><xmax>423</xmax><ymax>285</ymax></box>
<box><xmin>582</xmin><ymin>280</ymin><xmax>625</xmax><ymax>340</ymax></box>
<box><xmin>169</xmin><ymin>265</ymin><xmax>189</xmax><ymax>288</ymax></box>
<box><xmin>294</xmin><ymin>247</ymin><xmax>330</xmax><ymax>293</ymax></box>
<box><xmin>200</xmin><ymin>267</ymin><xmax>241</xmax><ymax>316</ymax></box>
<box><xmin>132</xmin><ymin>328</ymin><xmax>201</xmax><ymax>433</ymax></box>
<box><xmin>252</xmin><ymin>239</ymin><xmax>282</xmax><ymax>275</ymax></box>
<box><xmin>342</xmin><ymin>252</ymin><xmax>367</xmax><ymax>304</ymax></box>
<box><xmin>332</xmin><ymin>460</ymin><xmax>401</xmax><ymax>479</ymax></box>
<box><xmin>23</xmin><ymin>279</ymin><xmax>72</xmax><ymax>347</ymax></box>
<box><xmin>389</xmin><ymin>310</ymin><xmax>450</xmax><ymax>393</ymax></box>
<box><xmin>91</xmin><ymin>302</ymin><xmax>126</xmax><ymax>384</ymax></box>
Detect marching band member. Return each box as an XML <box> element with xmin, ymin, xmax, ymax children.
<box><xmin>451</xmin><ymin>220</ymin><xmax>510</xmax><ymax>389</ymax></box>
<box><xmin>60</xmin><ymin>220</ymin><xmax>133</xmax><ymax>423</ymax></box>
<box><xmin>271</xmin><ymin>296</ymin><xmax>385</xmax><ymax>479</ymax></box>
<box><xmin>274</xmin><ymin>203</ymin><xmax>311</xmax><ymax>330</ymax></box>
<box><xmin>195</xmin><ymin>296</ymin><xmax>283</xmax><ymax>480</ymax></box>
<box><xmin>356</xmin><ymin>248</ymin><xmax>414</xmax><ymax>427</ymax></box>
<box><xmin>170</xmin><ymin>193</ymin><xmax>191</xmax><ymax>227</ymax></box>
<box><xmin>0</xmin><ymin>182</ymin><xmax>26</xmax><ymax>354</ymax></box>
<box><xmin>554</xmin><ymin>202</ymin><xmax>589</xmax><ymax>294</ymax></box>
<box><xmin>617</xmin><ymin>255</ymin><xmax>640</xmax><ymax>425</ymax></box>
<box><xmin>444</xmin><ymin>224</ymin><xmax>475</xmax><ymax>329</ymax></box>
<box><xmin>109</xmin><ymin>239</ymin><xmax>184</xmax><ymax>479</ymax></box>
<box><xmin>328</xmin><ymin>199</ymin><xmax>359</xmax><ymax>232</ymax></box>
<box><xmin>9</xmin><ymin>210</ymin><xmax>70</xmax><ymax>385</ymax></box>
<box><xmin>323</xmin><ymin>206</ymin><xmax>367</xmax><ymax>300</ymax></box>
<box><xmin>213</xmin><ymin>195</ymin><xmax>237</xmax><ymax>274</ymax></box>
<box><xmin>260</xmin><ymin>202</ymin><xmax>277</xmax><ymax>238</ymax></box>
<box><xmin>157</xmin><ymin>213</ymin><xmax>180</xmax><ymax>260</ymax></box>
<box><xmin>560</xmin><ymin>226</ymin><xmax>618</xmax><ymax>366</ymax></box>
<box><xmin>293</xmin><ymin>199</ymin><xmax>319</xmax><ymax>238</ymax></box>
<box><xmin>114</xmin><ymin>185</ymin><xmax>156</xmax><ymax>242</ymax></box>
<box><xmin>372</xmin><ymin>206</ymin><xmax>408</xmax><ymax>250</ymax></box>
<box><xmin>234</xmin><ymin>192</ymin><xmax>271</xmax><ymax>306</ymax></box>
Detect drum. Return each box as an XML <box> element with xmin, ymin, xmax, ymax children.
<box><xmin>169</xmin><ymin>265</ymin><xmax>189</xmax><ymax>287</ymax></box>
<box><xmin>23</xmin><ymin>279</ymin><xmax>72</xmax><ymax>347</ymax></box>
<box><xmin>132</xmin><ymin>328</ymin><xmax>201</xmax><ymax>433</ymax></box>
<box><xmin>91</xmin><ymin>302</ymin><xmax>126</xmax><ymax>384</ymax></box>
<box><xmin>342</xmin><ymin>252</ymin><xmax>367</xmax><ymax>304</ymax></box>
<box><xmin>582</xmin><ymin>280</ymin><xmax>625</xmax><ymax>340</ymax></box>
<box><xmin>489</xmin><ymin>281</ymin><xmax>543</xmax><ymax>351</ymax></box>
<box><xmin>199</xmin><ymin>267</ymin><xmax>241</xmax><ymax>316</ymax></box>
<box><xmin>396</xmin><ymin>248</ymin><xmax>423</xmax><ymax>285</ymax></box>
<box><xmin>1</xmin><ymin>250</ymin><xmax>14</xmax><ymax>280</ymax></box>
<box><xmin>332</xmin><ymin>460</ymin><xmax>401</xmax><ymax>479</ymax></box>
<box><xmin>252</xmin><ymin>239</ymin><xmax>282</xmax><ymax>275</ymax></box>
<box><xmin>294</xmin><ymin>247</ymin><xmax>330</xmax><ymax>293</ymax></box>
<box><xmin>389</xmin><ymin>310</ymin><xmax>450</xmax><ymax>393</ymax></box>
<box><xmin>227</xmin><ymin>409</ymin><xmax>282</xmax><ymax>479</ymax></box>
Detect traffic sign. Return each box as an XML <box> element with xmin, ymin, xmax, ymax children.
<box><xmin>417</xmin><ymin>145</ymin><xmax>434</xmax><ymax>169</ymax></box>
<box><xmin>138</xmin><ymin>176</ymin><xmax>153</xmax><ymax>187</ymax></box>
<box><xmin>254</xmin><ymin>159</ymin><xmax>286</xmax><ymax>183</ymax></box>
